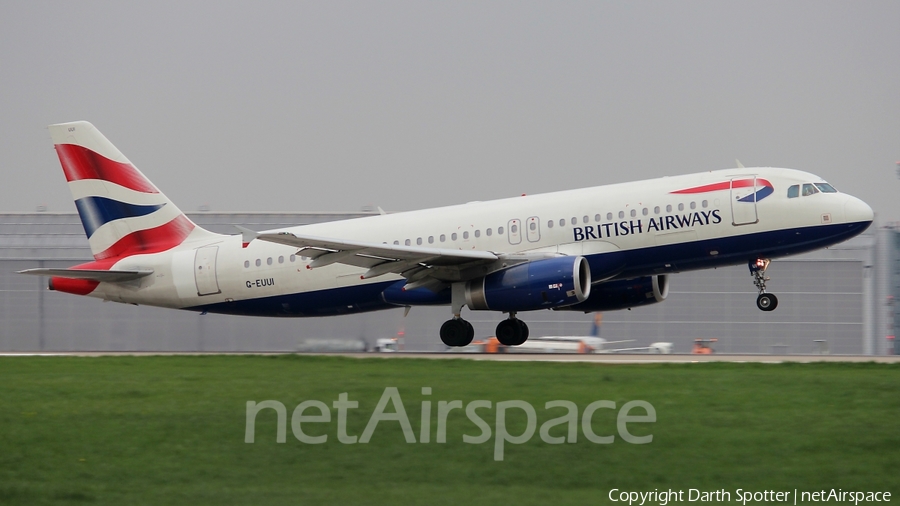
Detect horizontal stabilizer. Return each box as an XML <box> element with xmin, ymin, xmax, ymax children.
<box><xmin>18</xmin><ymin>268</ymin><xmax>154</xmax><ymax>283</ymax></box>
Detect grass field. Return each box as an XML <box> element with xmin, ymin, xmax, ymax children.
<box><xmin>1</xmin><ymin>356</ymin><xmax>898</xmax><ymax>505</ymax></box>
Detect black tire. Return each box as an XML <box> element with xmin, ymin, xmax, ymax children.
<box><xmin>756</xmin><ymin>293</ymin><xmax>778</xmax><ymax>312</ymax></box>
<box><xmin>495</xmin><ymin>319</ymin><xmax>522</xmax><ymax>346</ymax></box>
<box><xmin>440</xmin><ymin>319</ymin><xmax>470</xmax><ymax>347</ymax></box>
<box><xmin>512</xmin><ymin>319</ymin><xmax>529</xmax><ymax>346</ymax></box>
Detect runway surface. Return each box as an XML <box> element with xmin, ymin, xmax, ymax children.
<box><xmin>2</xmin><ymin>352</ymin><xmax>899</xmax><ymax>363</ymax></box>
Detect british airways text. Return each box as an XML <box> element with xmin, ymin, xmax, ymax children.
<box><xmin>573</xmin><ymin>209</ymin><xmax>722</xmax><ymax>241</ymax></box>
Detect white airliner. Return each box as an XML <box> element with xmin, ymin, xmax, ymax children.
<box><xmin>20</xmin><ymin>121</ymin><xmax>874</xmax><ymax>347</ymax></box>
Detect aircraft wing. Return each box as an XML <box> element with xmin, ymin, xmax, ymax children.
<box><xmin>248</xmin><ymin>229</ymin><xmax>501</xmax><ymax>290</ymax></box>
<box><xmin>18</xmin><ymin>268</ymin><xmax>154</xmax><ymax>283</ymax></box>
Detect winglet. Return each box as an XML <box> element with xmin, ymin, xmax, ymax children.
<box><xmin>234</xmin><ymin>225</ymin><xmax>259</xmax><ymax>248</ymax></box>
<box><xmin>735</xmin><ymin>159</ymin><xmax>745</xmax><ymax>169</ymax></box>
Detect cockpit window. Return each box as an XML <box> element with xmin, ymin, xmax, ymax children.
<box><xmin>814</xmin><ymin>182</ymin><xmax>837</xmax><ymax>193</ymax></box>
<box><xmin>802</xmin><ymin>183</ymin><xmax>819</xmax><ymax>196</ymax></box>
<box><xmin>787</xmin><ymin>185</ymin><xmax>799</xmax><ymax>198</ymax></box>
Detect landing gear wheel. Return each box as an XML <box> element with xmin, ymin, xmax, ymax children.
<box><xmin>496</xmin><ymin>318</ymin><xmax>529</xmax><ymax>346</ymax></box>
<box><xmin>514</xmin><ymin>319</ymin><xmax>529</xmax><ymax>345</ymax></box>
<box><xmin>756</xmin><ymin>293</ymin><xmax>778</xmax><ymax>312</ymax></box>
<box><xmin>440</xmin><ymin>318</ymin><xmax>474</xmax><ymax>347</ymax></box>
<box><xmin>749</xmin><ymin>259</ymin><xmax>778</xmax><ymax>312</ymax></box>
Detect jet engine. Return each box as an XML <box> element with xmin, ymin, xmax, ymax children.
<box><xmin>465</xmin><ymin>256</ymin><xmax>591</xmax><ymax>312</ymax></box>
<box><xmin>559</xmin><ymin>274</ymin><xmax>669</xmax><ymax>312</ymax></box>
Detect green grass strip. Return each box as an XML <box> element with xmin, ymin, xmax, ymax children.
<box><xmin>1</xmin><ymin>356</ymin><xmax>898</xmax><ymax>505</ymax></box>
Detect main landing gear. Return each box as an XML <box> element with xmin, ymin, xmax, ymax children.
<box><xmin>439</xmin><ymin>314</ymin><xmax>531</xmax><ymax>348</ymax></box>
<box><xmin>440</xmin><ymin>318</ymin><xmax>474</xmax><ymax>347</ymax></box>
<box><xmin>440</xmin><ymin>282</ymin><xmax>531</xmax><ymax>348</ymax></box>
<box><xmin>750</xmin><ymin>258</ymin><xmax>778</xmax><ymax>311</ymax></box>
<box><xmin>495</xmin><ymin>313</ymin><xmax>529</xmax><ymax>346</ymax></box>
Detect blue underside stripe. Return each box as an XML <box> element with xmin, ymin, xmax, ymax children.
<box><xmin>74</xmin><ymin>197</ymin><xmax>165</xmax><ymax>238</ymax></box>
<box><xmin>187</xmin><ymin>220</ymin><xmax>872</xmax><ymax>318</ymax></box>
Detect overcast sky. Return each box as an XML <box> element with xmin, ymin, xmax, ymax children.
<box><xmin>2</xmin><ymin>1</ymin><xmax>898</xmax><ymax>222</ymax></box>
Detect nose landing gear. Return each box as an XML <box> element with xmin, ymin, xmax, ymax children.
<box><xmin>750</xmin><ymin>258</ymin><xmax>778</xmax><ymax>311</ymax></box>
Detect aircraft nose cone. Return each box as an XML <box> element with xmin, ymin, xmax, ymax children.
<box><xmin>843</xmin><ymin>195</ymin><xmax>874</xmax><ymax>224</ymax></box>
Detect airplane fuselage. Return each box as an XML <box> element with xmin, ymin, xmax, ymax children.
<box><xmin>80</xmin><ymin>167</ymin><xmax>871</xmax><ymax>317</ymax></box>
<box><xmin>25</xmin><ymin>121</ymin><xmax>873</xmax><ymax>347</ymax></box>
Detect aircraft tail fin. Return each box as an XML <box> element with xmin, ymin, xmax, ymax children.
<box><xmin>48</xmin><ymin>121</ymin><xmax>218</xmax><ymax>260</ymax></box>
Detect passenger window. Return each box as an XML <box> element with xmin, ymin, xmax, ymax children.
<box><xmin>290</xmin><ymin>255</ymin><xmax>296</xmax><ymax>262</ymax></box>
<box><xmin>642</xmin><ymin>208</ymin><xmax>648</xmax><ymax>216</ymax></box>
<box><xmin>451</xmin><ymin>233</ymin><xmax>458</xmax><ymax>241</ymax></box>
<box><xmin>244</xmin><ymin>260</ymin><xmax>249</xmax><ymax>268</ymax></box>
<box><xmin>463</xmin><ymin>231</ymin><xmax>469</xmax><ymax>239</ymax></box>
<box><xmin>802</xmin><ymin>183</ymin><xmax>819</xmax><ymax>196</ymax></box>
<box><xmin>278</xmin><ymin>256</ymin><xmax>284</xmax><ymax>264</ymax></box>
<box><xmin>486</xmin><ymin>229</ymin><xmax>492</xmax><ymax>236</ymax></box>
<box><xmin>787</xmin><ymin>185</ymin><xmax>799</xmax><ymax>198</ymax></box>
<box><xmin>559</xmin><ymin>219</ymin><xmax>565</xmax><ymax>227</ymax></box>
<box><xmin>475</xmin><ymin>230</ymin><xmax>480</xmax><ymax>238</ymax></box>
<box><xmin>654</xmin><ymin>206</ymin><xmax>660</xmax><ymax>214</ymax></box>
<box><xmin>594</xmin><ymin>214</ymin><xmax>601</xmax><ymax>222</ymax></box>
<box><xmin>417</xmin><ymin>238</ymin><xmax>422</xmax><ymax>245</ymax></box>
<box><xmin>678</xmin><ymin>203</ymin><xmax>684</xmax><ymax>211</ymax></box>
<box><xmin>428</xmin><ymin>236</ymin><xmax>434</xmax><ymax>244</ymax></box>
<box><xmin>690</xmin><ymin>202</ymin><xmax>696</xmax><ymax>210</ymax></box>
<box><xmin>510</xmin><ymin>225</ymin><xmax>517</xmax><ymax>234</ymax></box>
<box><xmin>701</xmin><ymin>200</ymin><xmax>708</xmax><ymax>208</ymax></box>
<box><xmin>607</xmin><ymin>212</ymin><xmax>613</xmax><ymax>220</ymax></box>
<box><xmin>405</xmin><ymin>239</ymin><xmax>411</xmax><ymax>246</ymax></box>
<box><xmin>267</xmin><ymin>257</ymin><xmax>273</xmax><ymax>265</ymax></box>
<box><xmin>666</xmin><ymin>205</ymin><xmax>672</xmax><ymax>212</ymax></box>
<box><xmin>529</xmin><ymin>222</ymin><xmax>536</xmax><ymax>231</ymax></box>
<box><xmin>440</xmin><ymin>234</ymin><xmax>446</xmax><ymax>242</ymax></box>
<box><xmin>255</xmin><ymin>259</ymin><xmax>261</xmax><ymax>267</ymax></box>
<box><xmin>547</xmin><ymin>220</ymin><xmax>554</xmax><ymax>228</ymax></box>
<box><xmin>393</xmin><ymin>240</ymin><xmax>399</xmax><ymax>245</ymax></box>
<box><xmin>618</xmin><ymin>211</ymin><xmax>624</xmax><ymax>219</ymax></box>
<box><xmin>571</xmin><ymin>217</ymin><xmax>577</xmax><ymax>225</ymax></box>
<box><xmin>630</xmin><ymin>209</ymin><xmax>636</xmax><ymax>218</ymax></box>
<box><xmin>583</xmin><ymin>216</ymin><xmax>589</xmax><ymax>223</ymax></box>
<box><xmin>498</xmin><ymin>226</ymin><xmax>504</xmax><ymax>234</ymax></box>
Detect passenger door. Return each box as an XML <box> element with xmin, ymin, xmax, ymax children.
<box><xmin>194</xmin><ymin>245</ymin><xmax>221</xmax><ymax>296</ymax></box>
<box><xmin>731</xmin><ymin>176</ymin><xmax>759</xmax><ymax>226</ymax></box>
<box><xmin>507</xmin><ymin>219</ymin><xmax>522</xmax><ymax>245</ymax></box>
<box><xmin>526</xmin><ymin>216</ymin><xmax>541</xmax><ymax>243</ymax></box>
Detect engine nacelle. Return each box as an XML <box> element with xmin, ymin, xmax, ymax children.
<box><xmin>560</xmin><ymin>274</ymin><xmax>669</xmax><ymax>312</ymax></box>
<box><xmin>466</xmin><ymin>256</ymin><xmax>591</xmax><ymax>312</ymax></box>
<box><xmin>381</xmin><ymin>281</ymin><xmax>450</xmax><ymax>306</ymax></box>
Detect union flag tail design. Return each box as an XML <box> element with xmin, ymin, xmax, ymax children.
<box><xmin>49</xmin><ymin>121</ymin><xmax>215</xmax><ymax>260</ymax></box>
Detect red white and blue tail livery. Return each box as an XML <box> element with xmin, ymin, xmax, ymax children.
<box><xmin>20</xmin><ymin>121</ymin><xmax>874</xmax><ymax>347</ymax></box>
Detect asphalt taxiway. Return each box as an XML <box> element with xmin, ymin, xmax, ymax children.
<box><xmin>1</xmin><ymin>352</ymin><xmax>898</xmax><ymax>363</ymax></box>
